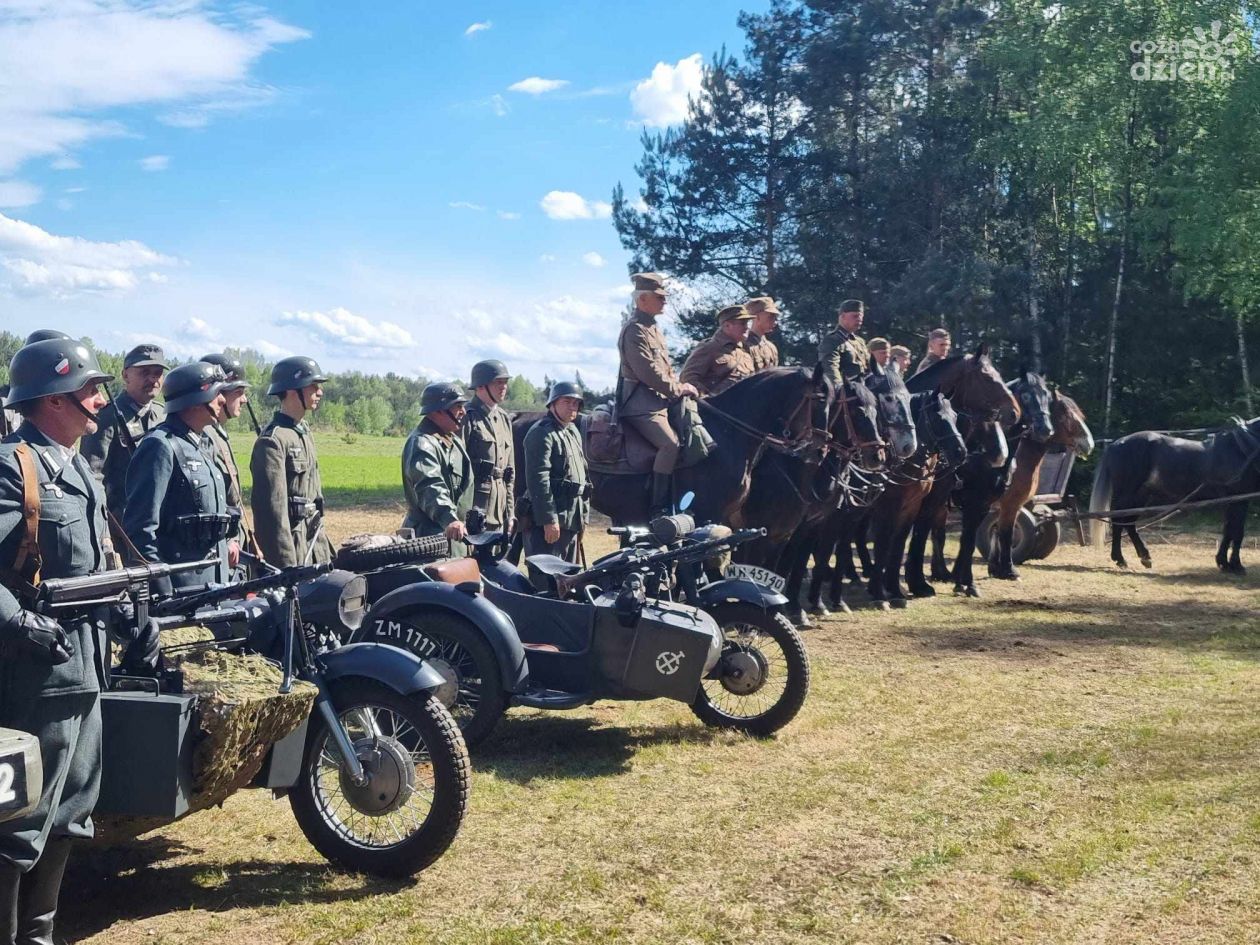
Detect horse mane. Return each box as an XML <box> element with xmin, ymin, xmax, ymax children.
<box><xmin>706</xmin><ymin>366</ymin><xmax>811</xmax><ymax>413</ymax></box>
<box><xmin>902</xmin><ymin>353</ymin><xmax>969</xmax><ymax>393</ymax></box>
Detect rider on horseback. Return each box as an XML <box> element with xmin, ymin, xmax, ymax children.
<box><xmin>818</xmin><ymin>299</ymin><xmax>872</xmax><ymax>385</ymax></box>
<box><xmin>680</xmin><ymin>305</ymin><xmax>756</xmax><ymax>397</ymax></box>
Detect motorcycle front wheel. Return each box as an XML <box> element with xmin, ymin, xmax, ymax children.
<box><xmin>691</xmin><ymin>604</ymin><xmax>810</xmax><ymax>736</ymax></box>
<box><xmin>289</xmin><ymin>678</ymin><xmax>471</xmax><ymax>878</ymax></box>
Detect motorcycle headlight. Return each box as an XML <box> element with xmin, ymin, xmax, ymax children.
<box><xmin>296</xmin><ymin>570</ymin><xmax>368</xmax><ymax>635</ymax></box>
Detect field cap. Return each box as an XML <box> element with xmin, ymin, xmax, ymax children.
<box><xmin>745</xmin><ymin>296</ymin><xmax>780</xmax><ymax>316</ymax></box>
<box><xmin>632</xmin><ymin>272</ymin><xmax>667</xmax><ymax>297</ymax></box>
<box><xmin>839</xmin><ymin>299</ymin><xmax>864</xmax><ymax>315</ymax></box>
<box><xmin>124</xmin><ymin>343</ymin><xmax>166</xmax><ymax>369</ymax></box>
<box><xmin>717</xmin><ymin>304</ymin><xmax>753</xmax><ymax>325</ymax></box>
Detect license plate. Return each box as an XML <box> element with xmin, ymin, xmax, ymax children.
<box><xmin>0</xmin><ymin>751</ymin><xmax>29</xmax><ymax>813</ymax></box>
<box><xmin>724</xmin><ymin>564</ymin><xmax>786</xmax><ymax>593</ymax></box>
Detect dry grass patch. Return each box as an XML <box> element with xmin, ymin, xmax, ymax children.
<box><xmin>64</xmin><ymin>512</ymin><xmax>1260</xmax><ymax>945</ymax></box>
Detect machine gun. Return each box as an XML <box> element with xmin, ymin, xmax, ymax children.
<box><xmin>33</xmin><ymin>559</ymin><xmax>217</xmax><ymax>616</ymax></box>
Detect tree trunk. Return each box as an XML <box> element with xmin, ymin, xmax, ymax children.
<box><xmin>1104</xmin><ymin>106</ymin><xmax>1137</xmax><ymax>439</ymax></box>
<box><xmin>1237</xmin><ymin>309</ymin><xmax>1255</xmax><ymax>415</ymax></box>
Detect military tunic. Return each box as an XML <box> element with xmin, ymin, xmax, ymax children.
<box><xmin>206</xmin><ymin>422</ymin><xmax>257</xmax><ymax>557</ymax></box>
<box><xmin>460</xmin><ymin>398</ymin><xmax>514</xmax><ymax>530</ymax></box>
<box><xmin>680</xmin><ymin>333</ymin><xmax>756</xmax><ymax>396</ymax></box>
<box><xmin>818</xmin><ymin>327</ymin><xmax>871</xmax><ymax>387</ymax></box>
<box><xmin>617</xmin><ymin>310</ymin><xmax>683</xmax><ymax>475</ymax></box>
<box><xmin>401</xmin><ymin>418</ymin><xmax>473</xmax><ymax>537</ymax></box>
<box><xmin>0</xmin><ymin>423</ymin><xmax>112</xmax><ymax>869</ymax></box>
<box><xmin>250</xmin><ymin>413</ymin><xmax>333</xmax><ymax>568</ymax></box>
<box><xmin>78</xmin><ymin>391</ymin><xmax>165</xmax><ymax>516</ymax></box>
<box><xmin>747</xmin><ymin>332</ymin><xmax>780</xmax><ymax>372</ymax></box>
<box><xmin>915</xmin><ymin>351</ymin><xmax>944</xmax><ymax>376</ymax></box>
<box><xmin>123</xmin><ymin>416</ymin><xmax>232</xmax><ymax>593</ymax></box>
<box><xmin>523</xmin><ymin>412</ymin><xmax>588</xmax><ymax>560</ymax></box>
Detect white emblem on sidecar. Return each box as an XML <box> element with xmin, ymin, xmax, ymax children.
<box><xmin>655</xmin><ymin>651</ymin><xmax>684</xmax><ymax>675</ymax></box>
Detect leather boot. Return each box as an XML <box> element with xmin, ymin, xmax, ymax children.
<box><xmin>1</xmin><ymin>860</ymin><xmax>20</xmax><ymax>945</ymax></box>
<box><xmin>649</xmin><ymin>473</ymin><xmax>673</xmax><ymax>518</ymax></box>
<box><xmin>16</xmin><ymin>839</ymin><xmax>71</xmax><ymax>945</ymax></box>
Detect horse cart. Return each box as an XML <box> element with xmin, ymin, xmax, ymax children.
<box><xmin>976</xmin><ymin>449</ymin><xmax>1084</xmax><ymax>565</ymax></box>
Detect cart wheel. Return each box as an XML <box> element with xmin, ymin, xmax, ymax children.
<box><xmin>977</xmin><ymin>507</ymin><xmax>1038</xmax><ymax>565</ymax></box>
<box><xmin>1027</xmin><ymin>506</ymin><xmax>1060</xmax><ymax>559</ymax></box>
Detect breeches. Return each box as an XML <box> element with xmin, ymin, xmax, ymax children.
<box><xmin>0</xmin><ymin>692</ymin><xmax>101</xmax><ymax>871</ymax></box>
<box><xmin>624</xmin><ymin>414</ymin><xmax>679</xmax><ymax>474</ymax></box>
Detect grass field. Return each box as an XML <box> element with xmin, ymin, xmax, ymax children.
<box><xmin>233</xmin><ymin>431</ymin><xmax>407</xmax><ymax>509</ymax></box>
<box><xmin>61</xmin><ymin>490</ymin><xmax>1260</xmax><ymax>945</ymax></box>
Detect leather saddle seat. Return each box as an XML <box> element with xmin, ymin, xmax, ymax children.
<box><xmin>422</xmin><ymin>557</ymin><xmax>482</xmax><ymax>585</ymax></box>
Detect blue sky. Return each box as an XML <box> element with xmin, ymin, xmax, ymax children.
<box><xmin>0</xmin><ymin>1</ymin><xmax>765</xmax><ymax>388</ymax></box>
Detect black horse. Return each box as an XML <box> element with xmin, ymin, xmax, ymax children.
<box><xmin>1089</xmin><ymin>415</ymin><xmax>1260</xmax><ymax>574</ymax></box>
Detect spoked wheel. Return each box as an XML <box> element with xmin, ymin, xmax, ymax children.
<box><xmin>362</xmin><ymin>612</ymin><xmax>506</xmax><ymax>747</ymax></box>
<box><xmin>691</xmin><ymin>604</ymin><xmax>810</xmax><ymax>736</ymax></box>
<box><xmin>289</xmin><ymin>678</ymin><xmax>470</xmax><ymax>878</ymax></box>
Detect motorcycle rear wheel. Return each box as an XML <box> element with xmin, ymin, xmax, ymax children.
<box><xmin>691</xmin><ymin>604</ymin><xmax>810</xmax><ymax>736</ymax></box>
<box><xmin>289</xmin><ymin>678</ymin><xmax>470</xmax><ymax>878</ymax></box>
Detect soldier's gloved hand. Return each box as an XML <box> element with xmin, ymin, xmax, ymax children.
<box><xmin>680</xmin><ymin>383</ymin><xmax>699</xmax><ymax>399</ymax></box>
<box><xmin>445</xmin><ymin>520</ymin><xmax>468</xmax><ymax>542</ymax></box>
<box><xmin>0</xmin><ymin>610</ymin><xmax>75</xmax><ymax>665</ymax></box>
<box><xmin>120</xmin><ymin>617</ymin><xmax>162</xmax><ymax>677</ymax></box>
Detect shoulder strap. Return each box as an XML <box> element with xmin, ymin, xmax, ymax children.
<box><xmin>10</xmin><ymin>443</ymin><xmax>43</xmax><ymax>587</ymax></box>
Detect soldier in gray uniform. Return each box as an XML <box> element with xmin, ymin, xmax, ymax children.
<box><xmin>523</xmin><ymin>381</ymin><xmax>588</xmax><ymax>561</ymax></box>
<box><xmin>250</xmin><ymin>357</ymin><xmax>334</xmax><ymax>568</ymax></box>
<box><xmin>78</xmin><ymin>343</ymin><xmax>167</xmax><ymax>516</ymax></box>
<box><xmin>402</xmin><ymin>383</ymin><xmax>473</xmax><ymax>540</ymax></box>
<box><xmin>817</xmin><ymin>299</ymin><xmax>872</xmax><ymax>387</ymax></box>
<box><xmin>0</xmin><ymin>338</ymin><xmax>122</xmax><ymax>944</ymax></box>
<box><xmin>200</xmin><ymin>353</ymin><xmax>259</xmax><ymax>563</ymax></box>
<box><xmin>123</xmin><ymin>363</ymin><xmax>235</xmax><ymax>594</ymax></box>
<box><xmin>461</xmin><ymin>361</ymin><xmax>515</xmax><ymax>534</ymax></box>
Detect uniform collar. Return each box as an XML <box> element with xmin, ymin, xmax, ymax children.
<box><xmin>836</xmin><ymin>326</ymin><xmax>855</xmax><ymax>341</ymax></box>
<box><xmin>163</xmin><ymin>413</ymin><xmax>204</xmax><ymax>447</ymax></box>
<box><xmin>466</xmin><ymin>396</ymin><xmax>498</xmax><ymax>417</ymax></box>
<box><xmin>117</xmin><ymin>390</ymin><xmax>158</xmax><ymax>419</ymax></box>
<box><xmin>14</xmin><ymin>421</ymin><xmax>89</xmax><ymax>491</ymax></box>
<box><xmin>272</xmin><ymin>411</ymin><xmax>307</xmax><ymax>434</ymax></box>
<box><xmin>633</xmin><ymin>308</ymin><xmax>658</xmax><ymax>325</ymax></box>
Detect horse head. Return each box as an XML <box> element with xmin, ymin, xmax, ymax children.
<box><xmin>831</xmin><ymin>373</ymin><xmax>884</xmax><ymax>468</ymax></box>
<box><xmin>1009</xmin><ymin>371</ymin><xmax>1054</xmax><ymax>442</ymax></box>
<box><xmin>913</xmin><ymin>391</ymin><xmax>967</xmax><ymax>468</ymax></box>
<box><xmin>865</xmin><ymin>363</ymin><xmax>917</xmax><ymax>461</ymax></box>
<box><xmin>1049</xmin><ymin>387</ymin><xmax>1094</xmax><ymax>457</ymax></box>
<box><xmin>958</xmin><ymin>409</ymin><xmax>1009</xmax><ymax>469</ymax></box>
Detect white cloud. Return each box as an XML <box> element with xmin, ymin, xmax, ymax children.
<box><xmin>497</xmin><ymin>210</ymin><xmax>520</xmax><ymax>220</ymax></box>
<box><xmin>508</xmin><ymin>77</ymin><xmax>569</xmax><ymax>95</ymax></box>
<box><xmin>582</xmin><ymin>251</ymin><xmax>606</xmax><ymax>268</ymax></box>
<box><xmin>630</xmin><ymin>53</ymin><xmax>705</xmax><ymax>128</ymax></box>
<box><xmin>464</xmin><ymin>20</ymin><xmax>492</xmax><ymax>36</ymax></box>
<box><xmin>464</xmin><ymin>295</ymin><xmax>623</xmax><ymax>386</ymax></box>
<box><xmin>0</xmin><ymin>210</ymin><xmax>178</xmax><ymax>296</ymax></box>
<box><xmin>139</xmin><ymin>154</ymin><xmax>170</xmax><ymax>172</ymax></box>
<box><xmin>488</xmin><ymin>93</ymin><xmax>509</xmax><ymax>117</ymax></box>
<box><xmin>0</xmin><ymin>180</ymin><xmax>41</xmax><ymax>208</ymax></box>
<box><xmin>179</xmin><ymin>316</ymin><xmax>219</xmax><ymax>342</ymax></box>
<box><xmin>50</xmin><ymin>156</ymin><xmax>80</xmax><ymax>170</ymax></box>
<box><xmin>540</xmin><ymin>190</ymin><xmax>612</xmax><ymax>221</ymax></box>
<box><xmin>539</xmin><ymin>254</ymin><xmax>556</xmax><ymax>262</ymax></box>
<box><xmin>0</xmin><ymin>3</ymin><xmax>308</xmax><ymax>174</ymax></box>
<box><xmin>252</xmin><ymin>338</ymin><xmax>291</xmax><ymax>359</ymax></box>
<box><xmin>277</xmin><ymin>307</ymin><xmax>415</xmax><ymax>348</ymax></box>
<box><xmin>449</xmin><ymin>200</ymin><xmax>486</xmax><ymax>211</ymax></box>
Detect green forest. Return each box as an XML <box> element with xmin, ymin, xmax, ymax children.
<box><xmin>613</xmin><ymin>0</ymin><xmax>1260</xmax><ymax>435</ymax></box>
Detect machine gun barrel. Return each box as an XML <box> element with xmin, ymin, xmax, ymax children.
<box><xmin>34</xmin><ymin>558</ymin><xmax>218</xmax><ymax>609</ymax></box>
<box><xmin>556</xmin><ymin>528</ymin><xmax>765</xmax><ymax>597</ymax></box>
<box><xmin>152</xmin><ymin>561</ymin><xmax>333</xmax><ymax>616</ymax></box>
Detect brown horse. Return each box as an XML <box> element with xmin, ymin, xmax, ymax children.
<box><xmin>988</xmin><ymin>386</ymin><xmax>1093</xmax><ymax>579</ymax></box>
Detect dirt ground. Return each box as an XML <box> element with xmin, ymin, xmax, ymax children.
<box><xmin>63</xmin><ymin>509</ymin><xmax>1260</xmax><ymax>945</ymax></box>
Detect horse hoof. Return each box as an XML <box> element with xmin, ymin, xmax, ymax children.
<box><xmin>1140</xmin><ymin>558</ymin><xmax>1153</xmax><ymax>569</ymax></box>
<box><xmin>831</xmin><ymin>600</ymin><xmax>851</xmax><ymax>614</ymax></box>
<box><xmin>805</xmin><ymin>602</ymin><xmax>830</xmax><ymax>617</ymax></box>
<box><xmin>843</xmin><ymin>569</ymin><xmax>860</xmax><ymax>581</ymax></box>
<box><xmin>908</xmin><ymin>583</ymin><xmax>936</xmax><ymax>598</ymax></box>
<box><xmin>877</xmin><ymin>601</ymin><xmax>890</xmax><ymax>611</ymax></box>
<box><xmin>786</xmin><ymin>609</ymin><xmax>813</xmax><ymax>629</ymax></box>
<box><xmin>889</xmin><ymin>597</ymin><xmax>908</xmax><ymax>609</ymax></box>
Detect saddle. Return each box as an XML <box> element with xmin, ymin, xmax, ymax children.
<box><xmin>584</xmin><ymin>402</ymin><xmax>714</xmax><ymax>476</ymax></box>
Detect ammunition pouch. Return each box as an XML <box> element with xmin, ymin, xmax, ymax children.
<box><xmin>474</xmin><ymin>460</ymin><xmax>504</xmax><ymax>480</ymax></box>
<box><xmin>503</xmin><ymin>466</ymin><xmax>514</xmax><ymax>486</ymax></box>
<box><xmin>288</xmin><ymin>496</ymin><xmax>324</xmax><ymax>522</ymax></box>
<box><xmin>174</xmin><ymin>511</ymin><xmax>239</xmax><ymax>545</ymax></box>
<box><xmin>556</xmin><ymin>479</ymin><xmax>592</xmax><ymax>501</ymax></box>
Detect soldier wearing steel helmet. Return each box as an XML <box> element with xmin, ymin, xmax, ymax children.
<box><xmin>249</xmin><ymin>356</ymin><xmax>333</xmax><ymax>567</ymax></box>
<box><xmin>680</xmin><ymin>305</ymin><xmax>757</xmax><ymax>396</ymax></box>
<box><xmin>461</xmin><ymin>360</ymin><xmax>515</xmax><ymax>535</ymax></box>
<box><xmin>78</xmin><ymin>343</ymin><xmax>168</xmax><ymax>517</ymax></box>
<box><xmin>402</xmin><ymin>382</ymin><xmax>474</xmax><ymax>541</ymax></box>
<box><xmin>199</xmin><ymin>353</ymin><xmax>259</xmax><ymax>563</ymax></box>
<box><xmin>523</xmin><ymin>381</ymin><xmax>588</xmax><ymax>561</ymax></box>
<box><xmin>0</xmin><ymin>337</ymin><xmax>121</xmax><ymax>943</ymax></box>
<box><xmin>122</xmin><ymin>362</ymin><xmax>235</xmax><ymax>594</ymax></box>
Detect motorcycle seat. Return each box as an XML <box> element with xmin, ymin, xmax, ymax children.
<box><xmin>525</xmin><ymin>555</ymin><xmax>583</xmax><ymax>595</ymax></box>
<box><xmin>423</xmin><ymin>557</ymin><xmax>482</xmax><ymax>585</ymax></box>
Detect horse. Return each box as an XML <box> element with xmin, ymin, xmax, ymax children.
<box><xmin>811</xmin><ymin>390</ymin><xmax>967</xmax><ymax>611</ymax></box>
<box><xmin>987</xmin><ymin>384</ymin><xmax>1093</xmax><ymax>579</ymax></box>
<box><xmin>1089</xmin><ymin>415</ymin><xmax>1260</xmax><ymax>574</ymax></box>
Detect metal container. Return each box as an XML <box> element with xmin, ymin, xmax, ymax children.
<box><xmin>96</xmin><ymin>689</ymin><xmax>198</xmax><ymax>818</ymax></box>
<box><xmin>0</xmin><ymin>727</ymin><xmax>42</xmax><ymax>824</ymax></box>
<box><xmin>593</xmin><ymin>599</ymin><xmax>722</xmax><ymax>703</ymax></box>
<box><xmin>250</xmin><ymin>717</ymin><xmax>309</xmax><ymax>790</ymax></box>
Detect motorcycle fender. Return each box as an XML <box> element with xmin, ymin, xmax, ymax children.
<box><xmin>319</xmin><ymin>642</ymin><xmax>447</xmax><ymax>697</ymax></box>
<box><xmin>697</xmin><ymin>578</ymin><xmax>788</xmax><ymax>612</ymax></box>
<box><xmin>366</xmin><ymin>582</ymin><xmax>530</xmax><ymax>693</ymax></box>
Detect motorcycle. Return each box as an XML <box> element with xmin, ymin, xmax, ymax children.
<box><xmin>34</xmin><ymin>558</ymin><xmax>470</xmax><ymax>879</ymax></box>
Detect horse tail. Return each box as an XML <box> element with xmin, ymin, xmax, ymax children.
<box><xmin>1089</xmin><ymin>446</ymin><xmax>1115</xmax><ymax>549</ymax></box>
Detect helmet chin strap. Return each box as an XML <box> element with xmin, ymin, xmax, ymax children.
<box><xmin>70</xmin><ymin>397</ymin><xmax>100</xmax><ymax>424</ymax></box>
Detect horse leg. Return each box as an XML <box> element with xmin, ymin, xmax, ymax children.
<box><xmin>930</xmin><ymin>515</ymin><xmax>950</xmax><ymax>581</ymax></box>
<box><xmin>988</xmin><ymin>523</ymin><xmax>1019</xmax><ymax>580</ymax></box>
<box><xmin>780</xmin><ymin>526</ymin><xmax>815</xmax><ymax>628</ymax></box>
<box><xmin>855</xmin><ymin>518</ymin><xmax>874</xmax><ymax>579</ymax></box>
<box><xmin>866</xmin><ymin>516</ymin><xmax>893</xmax><ymax>609</ymax></box>
<box><xmin>1110</xmin><ymin>514</ymin><xmax>1129</xmax><ymax>568</ymax></box>
<box><xmin>828</xmin><ymin>518</ymin><xmax>852</xmax><ymax>611</ymax></box>
<box><xmin>1126</xmin><ymin>521</ymin><xmax>1152</xmax><ymax>568</ymax></box>
<box><xmin>884</xmin><ymin>523</ymin><xmax>913</xmax><ymax>608</ymax></box>
<box><xmin>951</xmin><ymin>498</ymin><xmax>984</xmax><ymax>597</ymax></box>
<box><xmin>905</xmin><ymin>516</ymin><xmax>936</xmax><ymax>597</ymax></box>
<box><xmin>1218</xmin><ymin>502</ymin><xmax>1248</xmax><ymax>574</ymax></box>
<box><xmin>805</xmin><ymin>525</ymin><xmax>833</xmax><ymax>616</ymax></box>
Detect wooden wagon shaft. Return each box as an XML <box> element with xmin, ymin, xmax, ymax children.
<box><xmin>1052</xmin><ymin>488</ymin><xmax>1260</xmax><ymax>524</ymax></box>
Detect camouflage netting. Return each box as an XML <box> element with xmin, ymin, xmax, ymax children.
<box><xmin>95</xmin><ymin>643</ymin><xmax>316</xmax><ymax>842</ymax></box>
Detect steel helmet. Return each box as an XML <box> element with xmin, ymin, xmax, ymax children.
<box><xmin>546</xmin><ymin>380</ymin><xmax>584</xmax><ymax>407</ymax></box>
<box><xmin>420</xmin><ymin>382</ymin><xmax>470</xmax><ymax>416</ymax></box>
<box><xmin>469</xmin><ymin>359</ymin><xmax>510</xmax><ymax>389</ymax></box>
<box><xmin>200</xmin><ymin>352</ymin><xmax>249</xmax><ymax>391</ymax></box>
<box><xmin>267</xmin><ymin>356</ymin><xmax>328</xmax><ymax>396</ymax></box>
<box><xmin>24</xmin><ymin>329</ymin><xmax>74</xmax><ymax>345</ymax></box>
<box><xmin>6</xmin><ymin>339</ymin><xmax>114</xmax><ymax>407</ymax></box>
<box><xmin>163</xmin><ymin>362</ymin><xmax>227</xmax><ymax>413</ymax></box>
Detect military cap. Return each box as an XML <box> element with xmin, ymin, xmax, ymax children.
<box><xmin>745</xmin><ymin>297</ymin><xmax>780</xmax><ymax>316</ymax></box>
<box><xmin>839</xmin><ymin>299</ymin><xmax>864</xmax><ymax>315</ymax></box>
<box><xmin>6</xmin><ymin>339</ymin><xmax>113</xmax><ymax>406</ymax></box>
<box><xmin>929</xmin><ymin>327</ymin><xmax>951</xmax><ymax>340</ymax></box>
<box><xmin>420</xmin><ymin>381</ymin><xmax>469</xmax><ymax>416</ymax></box>
<box><xmin>469</xmin><ymin>359</ymin><xmax>510</xmax><ymax>389</ymax></box>
<box><xmin>890</xmin><ymin>344</ymin><xmax>911</xmax><ymax>357</ymax></box>
<box><xmin>267</xmin><ymin>355</ymin><xmax>328</xmax><ymax>396</ymax></box>
<box><xmin>163</xmin><ymin>361</ymin><xmax>226</xmax><ymax>413</ymax></box>
<box><xmin>24</xmin><ymin>329</ymin><xmax>73</xmax><ymax>344</ymax></box>
<box><xmin>124</xmin><ymin>343</ymin><xmax>167</xmax><ymax>370</ymax></box>
<box><xmin>547</xmin><ymin>380</ymin><xmax>584</xmax><ymax>406</ymax></box>
<box><xmin>716</xmin><ymin>304</ymin><xmax>753</xmax><ymax>325</ymax></box>
<box><xmin>631</xmin><ymin>272</ymin><xmax>667</xmax><ymax>296</ymax></box>
<box><xmin>200</xmin><ymin>352</ymin><xmax>249</xmax><ymax>391</ymax></box>
<box><xmin>867</xmin><ymin>337</ymin><xmax>889</xmax><ymax>352</ymax></box>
